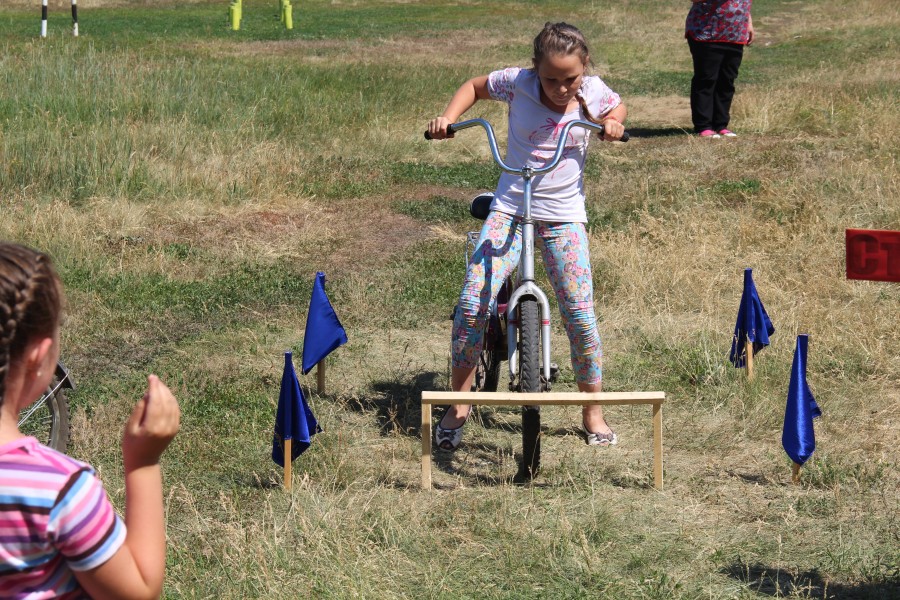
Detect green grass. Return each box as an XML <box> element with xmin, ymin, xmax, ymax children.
<box><xmin>2</xmin><ymin>0</ymin><xmax>899</xmax><ymax>597</ymax></box>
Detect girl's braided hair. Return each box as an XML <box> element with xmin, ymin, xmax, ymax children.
<box><xmin>532</xmin><ymin>22</ymin><xmax>604</xmax><ymax>125</ymax></box>
<box><xmin>0</xmin><ymin>242</ymin><xmax>63</xmax><ymax>407</ymax></box>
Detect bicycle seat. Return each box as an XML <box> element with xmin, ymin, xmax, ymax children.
<box><xmin>469</xmin><ymin>193</ymin><xmax>494</xmax><ymax>221</ymax></box>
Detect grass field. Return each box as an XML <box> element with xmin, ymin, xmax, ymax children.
<box><xmin>1</xmin><ymin>0</ymin><xmax>898</xmax><ymax>597</ymax></box>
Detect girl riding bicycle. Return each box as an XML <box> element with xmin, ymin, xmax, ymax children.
<box><xmin>427</xmin><ymin>21</ymin><xmax>627</xmax><ymax>451</ymax></box>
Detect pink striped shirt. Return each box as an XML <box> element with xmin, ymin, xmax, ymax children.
<box><xmin>0</xmin><ymin>437</ymin><xmax>125</xmax><ymax>599</ymax></box>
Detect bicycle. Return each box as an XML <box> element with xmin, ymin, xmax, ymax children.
<box><xmin>428</xmin><ymin>118</ymin><xmax>628</xmax><ymax>481</ymax></box>
<box><xmin>18</xmin><ymin>361</ymin><xmax>73</xmax><ymax>452</ymax></box>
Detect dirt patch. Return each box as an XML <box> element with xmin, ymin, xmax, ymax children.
<box><xmin>186</xmin><ymin>31</ymin><xmax>504</xmax><ymax>67</ymax></box>
<box><xmin>625</xmin><ymin>95</ymin><xmax>691</xmax><ymax>127</ymax></box>
<box><xmin>155</xmin><ymin>184</ymin><xmax>469</xmax><ymax>275</ymax></box>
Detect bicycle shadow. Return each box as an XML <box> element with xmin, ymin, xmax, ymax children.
<box><xmin>720</xmin><ymin>561</ymin><xmax>900</xmax><ymax>599</ymax></box>
<box><xmin>364</xmin><ymin>371</ymin><xmax>442</xmax><ymax>437</ymax></box>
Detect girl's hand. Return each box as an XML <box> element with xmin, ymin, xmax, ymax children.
<box><xmin>427</xmin><ymin>117</ymin><xmax>455</xmax><ymax>140</ymax></box>
<box><xmin>122</xmin><ymin>374</ymin><xmax>181</xmax><ymax>471</ymax></box>
<box><xmin>601</xmin><ymin>117</ymin><xmax>625</xmax><ymax>141</ymax></box>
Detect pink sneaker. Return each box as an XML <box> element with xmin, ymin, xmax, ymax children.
<box><xmin>699</xmin><ymin>129</ymin><xmax>721</xmax><ymax>138</ymax></box>
<box><xmin>718</xmin><ymin>129</ymin><xmax>737</xmax><ymax>137</ymax></box>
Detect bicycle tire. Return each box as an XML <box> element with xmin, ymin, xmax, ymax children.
<box><xmin>18</xmin><ymin>377</ymin><xmax>70</xmax><ymax>452</ymax></box>
<box><xmin>518</xmin><ymin>297</ymin><xmax>541</xmax><ymax>481</ymax></box>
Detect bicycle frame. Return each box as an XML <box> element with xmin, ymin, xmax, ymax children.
<box><xmin>447</xmin><ymin>118</ymin><xmax>609</xmax><ymax>387</ymax></box>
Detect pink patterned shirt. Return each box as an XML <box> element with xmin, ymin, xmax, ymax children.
<box><xmin>0</xmin><ymin>437</ymin><xmax>126</xmax><ymax>599</ymax></box>
<box><xmin>486</xmin><ymin>67</ymin><xmax>621</xmax><ymax>223</ymax></box>
<box><xmin>686</xmin><ymin>0</ymin><xmax>753</xmax><ymax>44</ymax></box>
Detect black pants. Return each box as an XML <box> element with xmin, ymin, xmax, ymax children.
<box><xmin>688</xmin><ymin>39</ymin><xmax>744</xmax><ymax>133</ymax></box>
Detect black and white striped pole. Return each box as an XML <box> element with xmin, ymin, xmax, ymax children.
<box><xmin>41</xmin><ymin>0</ymin><xmax>80</xmax><ymax>38</ymax></box>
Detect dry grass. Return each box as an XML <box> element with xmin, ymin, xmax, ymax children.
<box><xmin>2</xmin><ymin>0</ymin><xmax>898</xmax><ymax>596</ymax></box>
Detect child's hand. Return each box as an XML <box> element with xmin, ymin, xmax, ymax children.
<box><xmin>601</xmin><ymin>118</ymin><xmax>626</xmax><ymax>141</ymax></box>
<box><xmin>122</xmin><ymin>374</ymin><xmax>181</xmax><ymax>471</ymax></box>
<box><xmin>427</xmin><ymin>117</ymin><xmax>455</xmax><ymax>140</ymax></box>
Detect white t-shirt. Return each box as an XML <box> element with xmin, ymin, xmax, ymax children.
<box><xmin>486</xmin><ymin>67</ymin><xmax>621</xmax><ymax>223</ymax></box>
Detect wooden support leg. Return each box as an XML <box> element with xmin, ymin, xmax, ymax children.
<box><xmin>284</xmin><ymin>439</ymin><xmax>292</xmax><ymax>490</ymax></box>
<box><xmin>421</xmin><ymin>403</ymin><xmax>432</xmax><ymax>490</ymax></box>
<box><xmin>652</xmin><ymin>402</ymin><xmax>663</xmax><ymax>490</ymax></box>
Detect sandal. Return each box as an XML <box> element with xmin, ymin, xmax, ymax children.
<box><xmin>434</xmin><ymin>408</ymin><xmax>470</xmax><ymax>451</ymax></box>
<box><xmin>582</xmin><ymin>423</ymin><xmax>618</xmax><ymax>447</ymax></box>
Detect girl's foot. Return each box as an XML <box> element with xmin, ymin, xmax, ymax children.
<box><xmin>582</xmin><ymin>423</ymin><xmax>618</xmax><ymax>446</ymax></box>
<box><xmin>698</xmin><ymin>129</ymin><xmax>721</xmax><ymax>139</ymax></box>
<box><xmin>718</xmin><ymin>129</ymin><xmax>737</xmax><ymax>137</ymax></box>
<box><xmin>435</xmin><ymin>407</ymin><xmax>470</xmax><ymax>451</ymax></box>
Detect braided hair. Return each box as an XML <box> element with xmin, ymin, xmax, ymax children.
<box><xmin>0</xmin><ymin>242</ymin><xmax>63</xmax><ymax>408</ymax></box>
<box><xmin>531</xmin><ymin>22</ymin><xmax>604</xmax><ymax>125</ymax></box>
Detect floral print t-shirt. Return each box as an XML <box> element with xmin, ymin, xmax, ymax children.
<box><xmin>686</xmin><ymin>0</ymin><xmax>752</xmax><ymax>44</ymax></box>
<box><xmin>486</xmin><ymin>67</ymin><xmax>621</xmax><ymax>223</ymax></box>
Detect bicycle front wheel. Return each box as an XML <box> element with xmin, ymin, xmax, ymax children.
<box><xmin>19</xmin><ymin>377</ymin><xmax>70</xmax><ymax>452</ymax></box>
<box><xmin>518</xmin><ymin>297</ymin><xmax>541</xmax><ymax>481</ymax></box>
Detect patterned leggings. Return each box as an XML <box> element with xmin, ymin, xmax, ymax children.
<box><xmin>452</xmin><ymin>211</ymin><xmax>603</xmax><ymax>384</ymax></box>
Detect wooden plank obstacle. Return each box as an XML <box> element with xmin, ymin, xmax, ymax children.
<box><xmin>421</xmin><ymin>390</ymin><xmax>666</xmax><ymax>490</ymax></box>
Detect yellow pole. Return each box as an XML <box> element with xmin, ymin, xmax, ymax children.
<box><xmin>317</xmin><ymin>361</ymin><xmax>325</xmax><ymax>395</ymax></box>
<box><xmin>284</xmin><ymin>3</ymin><xmax>293</xmax><ymax>30</ymax></box>
<box><xmin>746</xmin><ymin>337</ymin><xmax>754</xmax><ymax>380</ymax></box>
<box><xmin>791</xmin><ymin>462</ymin><xmax>801</xmax><ymax>484</ymax></box>
<box><xmin>229</xmin><ymin>3</ymin><xmax>240</xmax><ymax>30</ymax></box>
<box><xmin>284</xmin><ymin>439</ymin><xmax>292</xmax><ymax>489</ymax></box>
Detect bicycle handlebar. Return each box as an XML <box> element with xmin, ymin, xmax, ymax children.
<box><xmin>424</xmin><ymin>118</ymin><xmax>627</xmax><ymax>176</ymax></box>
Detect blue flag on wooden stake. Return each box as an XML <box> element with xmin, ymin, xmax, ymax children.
<box><xmin>272</xmin><ymin>351</ymin><xmax>318</xmax><ymax>466</ymax></box>
<box><xmin>729</xmin><ymin>268</ymin><xmax>775</xmax><ymax>367</ymax></box>
<box><xmin>782</xmin><ymin>335</ymin><xmax>821</xmax><ymax>466</ymax></box>
<box><xmin>301</xmin><ymin>271</ymin><xmax>348</xmax><ymax>375</ymax></box>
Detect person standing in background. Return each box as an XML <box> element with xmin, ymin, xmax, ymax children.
<box><xmin>686</xmin><ymin>0</ymin><xmax>755</xmax><ymax>138</ymax></box>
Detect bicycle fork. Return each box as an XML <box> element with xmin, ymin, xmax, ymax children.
<box><xmin>505</xmin><ymin>169</ymin><xmax>549</xmax><ymax>481</ymax></box>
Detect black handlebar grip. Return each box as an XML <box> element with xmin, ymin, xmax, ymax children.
<box><xmin>621</xmin><ymin>131</ymin><xmax>630</xmax><ymax>142</ymax></box>
<box><xmin>424</xmin><ymin>123</ymin><xmax>456</xmax><ymax>140</ymax></box>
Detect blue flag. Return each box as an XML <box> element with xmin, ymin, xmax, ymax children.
<box><xmin>272</xmin><ymin>351</ymin><xmax>318</xmax><ymax>467</ymax></box>
<box><xmin>301</xmin><ymin>272</ymin><xmax>348</xmax><ymax>375</ymax></box>
<box><xmin>782</xmin><ymin>335</ymin><xmax>821</xmax><ymax>466</ymax></box>
<box><xmin>729</xmin><ymin>268</ymin><xmax>775</xmax><ymax>367</ymax></box>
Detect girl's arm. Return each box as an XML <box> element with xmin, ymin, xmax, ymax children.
<box><xmin>600</xmin><ymin>103</ymin><xmax>628</xmax><ymax>141</ymax></box>
<box><xmin>747</xmin><ymin>12</ymin><xmax>754</xmax><ymax>45</ymax></box>
<box><xmin>427</xmin><ymin>75</ymin><xmax>492</xmax><ymax>139</ymax></box>
<box><xmin>74</xmin><ymin>375</ymin><xmax>180</xmax><ymax>600</ymax></box>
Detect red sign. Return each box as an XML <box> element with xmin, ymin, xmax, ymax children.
<box><xmin>846</xmin><ymin>229</ymin><xmax>900</xmax><ymax>282</ymax></box>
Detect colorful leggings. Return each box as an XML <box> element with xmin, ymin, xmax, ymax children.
<box><xmin>452</xmin><ymin>211</ymin><xmax>603</xmax><ymax>384</ymax></box>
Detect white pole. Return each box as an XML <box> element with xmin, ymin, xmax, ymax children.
<box><xmin>71</xmin><ymin>0</ymin><xmax>79</xmax><ymax>37</ymax></box>
<box><xmin>41</xmin><ymin>0</ymin><xmax>48</xmax><ymax>38</ymax></box>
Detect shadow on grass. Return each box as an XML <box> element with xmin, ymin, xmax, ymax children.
<box><xmin>626</xmin><ymin>126</ymin><xmax>692</xmax><ymax>138</ymax></box>
<box><xmin>721</xmin><ymin>562</ymin><xmax>900</xmax><ymax>600</ymax></box>
<box><xmin>432</xmin><ymin>441</ymin><xmax>547</xmax><ymax>487</ymax></box>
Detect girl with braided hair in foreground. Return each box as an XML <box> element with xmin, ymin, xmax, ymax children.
<box><xmin>0</xmin><ymin>241</ymin><xmax>180</xmax><ymax>599</ymax></box>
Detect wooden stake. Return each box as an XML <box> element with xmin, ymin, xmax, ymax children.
<box><xmin>284</xmin><ymin>439</ymin><xmax>292</xmax><ymax>490</ymax></box>
<box><xmin>317</xmin><ymin>361</ymin><xmax>325</xmax><ymax>395</ymax></box>
<box><xmin>791</xmin><ymin>462</ymin><xmax>801</xmax><ymax>484</ymax></box>
<box><xmin>746</xmin><ymin>337</ymin><xmax>755</xmax><ymax>380</ymax></box>
<box><xmin>421</xmin><ymin>403</ymin><xmax>432</xmax><ymax>490</ymax></box>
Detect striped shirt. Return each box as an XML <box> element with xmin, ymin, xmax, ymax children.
<box><xmin>0</xmin><ymin>437</ymin><xmax>126</xmax><ymax>599</ymax></box>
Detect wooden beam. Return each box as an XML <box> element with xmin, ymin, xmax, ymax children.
<box><xmin>422</xmin><ymin>391</ymin><xmax>666</xmax><ymax>405</ymax></box>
